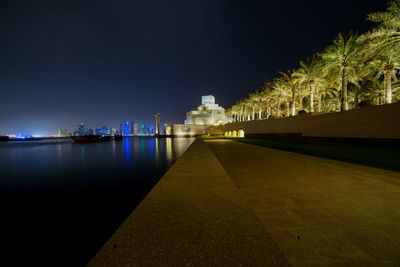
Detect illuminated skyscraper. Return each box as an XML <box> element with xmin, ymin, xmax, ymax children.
<box><xmin>155</xmin><ymin>113</ymin><xmax>160</xmax><ymax>135</ymax></box>
<box><xmin>140</xmin><ymin>124</ymin><xmax>145</xmax><ymax>135</ymax></box>
<box><xmin>73</xmin><ymin>122</ymin><xmax>92</xmax><ymax>136</ymax></box>
<box><xmin>58</xmin><ymin>129</ymin><xmax>68</xmax><ymax>137</ymax></box>
<box><xmin>124</xmin><ymin>121</ymin><xmax>129</xmax><ymax>136</ymax></box>
<box><xmin>130</xmin><ymin>121</ymin><xmax>135</xmax><ymax>135</ymax></box>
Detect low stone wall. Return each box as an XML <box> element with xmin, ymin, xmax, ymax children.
<box><xmin>171</xmin><ymin>124</ymin><xmax>208</xmax><ymax>136</ymax></box>
<box><xmin>208</xmin><ymin>125</ymin><xmax>224</xmax><ymax>136</ymax></box>
<box><xmin>224</xmin><ymin>102</ymin><xmax>400</xmax><ymax>140</ymax></box>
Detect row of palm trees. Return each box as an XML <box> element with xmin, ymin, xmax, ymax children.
<box><xmin>226</xmin><ymin>0</ymin><xmax>400</xmax><ymax>122</ymax></box>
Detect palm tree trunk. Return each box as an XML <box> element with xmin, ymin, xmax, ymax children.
<box><xmin>286</xmin><ymin>101</ymin><xmax>290</xmax><ymax>117</ymax></box>
<box><xmin>340</xmin><ymin>66</ymin><xmax>348</xmax><ymax>111</ymax></box>
<box><xmin>259</xmin><ymin>103</ymin><xmax>262</xmax><ymax>119</ymax></box>
<box><xmin>310</xmin><ymin>81</ymin><xmax>315</xmax><ymax>112</ymax></box>
<box><xmin>318</xmin><ymin>90</ymin><xmax>322</xmax><ymax>112</ymax></box>
<box><xmin>384</xmin><ymin>66</ymin><xmax>393</xmax><ymax>104</ymax></box>
<box><xmin>291</xmin><ymin>90</ymin><xmax>296</xmax><ymax>116</ymax></box>
<box><xmin>276</xmin><ymin>96</ymin><xmax>281</xmax><ymax>117</ymax></box>
<box><xmin>266</xmin><ymin>99</ymin><xmax>270</xmax><ymax>119</ymax></box>
<box><xmin>299</xmin><ymin>97</ymin><xmax>303</xmax><ymax>110</ymax></box>
<box><xmin>252</xmin><ymin>105</ymin><xmax>256</xmax><ymax>120</ymax></box>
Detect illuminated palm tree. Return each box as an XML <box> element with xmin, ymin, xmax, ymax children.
<box><xmin>322</xmin><ymin>89</ymin><xmax>340</xmax><ymax>112</ymax></box>
<box><xmin>296</xmin><ymin>83</ymin><xmax>308</xmax><ymax>111</ymax></box>
<box><xmin>284</xmin><ymin>92</ymin><xmax>291</xmax><ymax>117</ymax></box>
<box><xmin>251</xmin><ymin>88</ymin><xmax>265</xmax><ymax>119</ymax></box>
<box><xmin>264</xmin><ymin>79</ymin><xmax>272</xmax><ymax>118</ymax></box>
<box><xmin>248</xmin><ymin>92</ymin><xmax>260</xmax><ymax>120</ymax></box>
<box><xmin>271</xmin><ymin>78</ymin><xmax>288</xmax><ymax>117</ymax></box>
<box><xmin>294</xmin><ymin>56</ymin><xmax>322</xmax><ymax>112</ymax></box>
<box><xmin>235</xmin><ymin>99</ymin><xmax>246</xmax><ymax>122</ymax></box>
<box><xmin>392</xmin><ymin>74</ymin><xmax>400</xmax><ymax>101</ymax></box>
<box><xmin>346</xmin><ymin>60</ymin><xmax>379</xmax><ymax>108</ymax></box>
<box><xmin>320</xmin><ymin>32</ymin><xmax>361</xmax><ymax>111</ymax></box>
<box><xmin>361</xmin><ymin>39</ymin><xmax>400</xmax><ymax>104</ymax></box>
<box><xmin>231</xmin><ymin>104</ymin><xmax>238</xmax><ymax>122</ymax></box>
<box><xmin>279</xmin><ymin>69</ymin><xmax>298</xmax><ymax>116</ymax></box>
<box><xmin>244</xmin><ymin>96</ymin><xmax>254</xmax><ymax>120</ymax></box>
<box><xmin>364</xmin><ymin>0</ymin><xmax>400</xmax><ymax>103</ymax></box>
<box><xmin>317</xmin><ymin>70</ymin><xmax>340</xmax><ymax>112</ymax></box>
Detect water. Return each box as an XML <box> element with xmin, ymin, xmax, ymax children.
<box><xmin>0</xmin><ymin>137</ymin><xmax>195</xmax><ymax>266</ymax></box>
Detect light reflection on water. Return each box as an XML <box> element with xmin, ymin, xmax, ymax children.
<box><xmin>0</xmin><ymin>136</ymin><xmax>195</xmax><ymax>266</ymax></box>
<box><xmin>124</xmin><ymin>136</ymin><xmax>131</xmax><ymax>165</ymax></box>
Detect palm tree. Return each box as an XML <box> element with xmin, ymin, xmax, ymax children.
<box><xmin>365</xmin><ymin>0</ymin><xmax>400</xmax><ymax>103</ymax></box>
<box><xmin>271</xmin><ymin>78</ymin><xmax>287</xmax><ymax>117</ymax></box>
<box><xmin>252</xmin><ymin>88</ymin><xmax>265</xmax><ymax>119</ymax></box>
<box><xmin>322</xmin><ymin>90</ymin><xmax>340</xmax><ymax>112</ymax></box>
<box><xmin>347</xmin><ymin>60</ymin><xmax>381</xmax><ymax>108</ymax></box>
<box><xmin>297</xmin><ymin>82</ymin><xmax>309</xmax><ymax>111</ymax></box>
<box><xmin>320</xmin><ymin>32</ymin><xmax>361</xmax><ymax>111</ymax></box>
<box><xmin>315</xmin><ymin>74</ymin><xmax>338</xmax><ymax>112</ymax></box>
<box><xmin>279</xmin><ymin>69</ymin><xmax>298</xmax><ymax>116</ymax></box>
<box><xmin>242</xmin><ymin>96</ymin><xmax>253</xmax><ymax>121</ymax></box>
<box><xmin>361</xmin><ymin>41</ymin><xmax>400</xmax><ymax>104</ymax></box>
<box><xmin>264</xmin><ymin>79</ymin><xmax>272</xmax><ymax>118</ymax></box>
<box><xmin>235</xmin><ymin>99</ymin><xmax>246</xmax><ymax>122</ymax></box>
<box><xmin>233</xmin><ymin>104</ymin><xmax>241</xmax><ymax>121</ymax></box>
<box><xmin>294</xmin><ymin>56</ymin><xmax>322</xmax><ymax>112</ymax></box>
<box><xmin>392</xmin><ymin>73</ymin><xmax>400</xmax><ymax>101</ymax></box>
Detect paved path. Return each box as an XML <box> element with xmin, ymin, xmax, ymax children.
<box><xmin>89</xmin><ymin>138</ymin><xmax>400</xmax><ymax>266</ymax></box>
<box><xmin>88</xmin><ymin>139</ymin><xmax>290</xmax><ymax>266</ymax></box>
<box><xmin>206</xmin><ymin>139</ymin><xmax>400</xmax><ymax>266</ymax></box>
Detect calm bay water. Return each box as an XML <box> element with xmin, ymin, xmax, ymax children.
<box><xmin>0</xmin><ymin>137</ymin><xmax>195</xmax><ymax>266</ymax></box>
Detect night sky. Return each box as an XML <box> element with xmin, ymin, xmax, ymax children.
<box><xmin>0</xmin><ymin>0</ymin><xmax>386</xmax><ymax>135</ymax></box>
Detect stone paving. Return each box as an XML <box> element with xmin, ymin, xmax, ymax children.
<box><xmin>88</xmin><ymin>139</ymin><xmax>290</xmax><ymax>266</ymax></box>
<box><xmin>89</xmin><ymin>138</ymin><xmax>400</xmax><ymax>266</ymax></box>
<box><xmin>206</xmin><ymin>138</ymin><xmax>400</xmax><ymax>266</ymax></box>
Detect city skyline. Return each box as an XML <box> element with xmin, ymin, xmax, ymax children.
<box><xmin>0</xmin><ymin>0</ymin><xmax>386</xmax><ymax>135</ymax></box>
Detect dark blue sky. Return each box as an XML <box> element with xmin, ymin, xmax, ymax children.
<box><xmin>0</xmin><ymin>0</ymin><xmax>386</xmax><ymax>135</ymax></box>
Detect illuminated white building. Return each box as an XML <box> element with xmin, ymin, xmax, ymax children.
<box><xmin>184</xmin><ymin>95</ymin><xmax>229</xmax><ymax>126</ymax></box>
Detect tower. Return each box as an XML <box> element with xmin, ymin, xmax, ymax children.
<box><xmin>155</xmin><ymin>113</ymin><xmax>160</xmax><ymax>136</ymax></box>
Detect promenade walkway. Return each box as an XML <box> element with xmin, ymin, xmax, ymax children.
<box><xmin>89</xmin><ymin>138</ymin><xmax>400</xmax><ymax>266</ymax></box>
<box><xmin>206</xmin><ymin>139</ymin><xmax>400</xmax><ymax>266</ymax></box>
<box><xmin>89</xmin><ymin>139</ymin><xmax>290</xmax><ymax>266</ymax></box>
